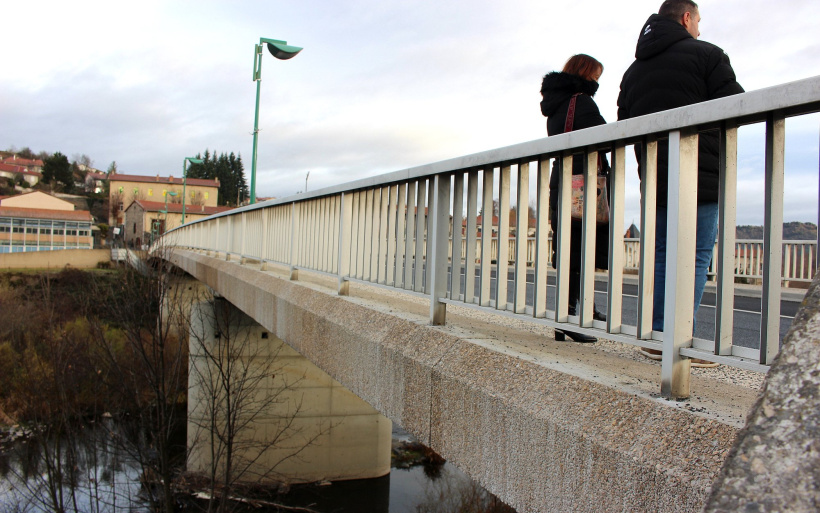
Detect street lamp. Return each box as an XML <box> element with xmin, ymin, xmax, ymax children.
<box><xmin>182</xmin><ymin>157</ymin><xmax>204</xmax><ymax>224</ymax></box>
<box><xmin>163</xmin><ymin>191</ymin><xmax>178</xmax><ymax>215</ymax></box>
<box><xmin>155</xmin><ymin>191</ymin><xmax>178</xmax><ymax>244</ymax></box>
<box><xmin>250</xmin><ymin>37</ymin><xmax>303</xmax><ymax>204</ymax></box>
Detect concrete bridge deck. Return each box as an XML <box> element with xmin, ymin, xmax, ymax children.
<box><xmin>171</xmin><ymin>248</ymin><xmax>765</xmax><ymax>512</ymax></box>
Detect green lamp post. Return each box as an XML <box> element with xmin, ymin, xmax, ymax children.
<box><xmin>156</xmin><ymin>191</ymin><xmax>178</xmax><ymax>243</ymax></box>
<box><xmin>182</xmin><ymin>157</ymin><xmax>204</xmax><ymax>224</ymax></box>
<box><xmin>250</xmin><ymin>37</ymin><xmax>303</xmax><ymax>204</ymax></box>
<box><xmin>163</xmin><ymin>191</ymin><xmax>178</xmax><ymax>215</ymax></box>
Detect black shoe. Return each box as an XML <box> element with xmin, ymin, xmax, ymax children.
<box><xmin>554</xmin><ymin>329</ymin><xmax>597</xmax><ymax>343</ymax></box>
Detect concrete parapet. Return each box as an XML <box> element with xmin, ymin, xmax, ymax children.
<box><xmin>171</xmin><ymin>249</ymin><xmax>746</xmax><ymax>512</ymax></box>
<box><xmin>704</xmin><ymin>272</ymin><xmax>820</xmax><ymax>512</ymax></box>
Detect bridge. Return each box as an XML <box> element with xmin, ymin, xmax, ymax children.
<box><xmin>158</xmin><ymin>76</ymin><xmax>820</xmax><ymax>512</ymax></box>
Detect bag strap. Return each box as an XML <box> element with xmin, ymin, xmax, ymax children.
<box><xmin>563</xmin><ymin>93</ymin><xmax>582</xmax><ymax>133</ymax></box>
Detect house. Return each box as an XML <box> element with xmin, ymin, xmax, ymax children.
<box><xmin>1</xmin><ymin>156</ymin><xmax>44</xmax><ymax>174</ymax></box>
<box><xmin>107</xmin><ymin>173</ymin><xmax>220</xmax><ymax>228</ymax></box>
<box><xmin>123</xmin><ymin>200</ymin><xmax>233</xmax><ymax>248</ymax></box>
<box><xmin>0</xmin><ymin>162</ymin><xmax>42</xmax><ymax>187</ymax></box>
<box><xmin>0</xmin><ymin>191</ymin><xmax>94</xmax><ymax>253</ymax></box>
<box><xmin>84</xmin><ymin>171</ymin><xmax>107</xmax><ymax>193</ymax></box>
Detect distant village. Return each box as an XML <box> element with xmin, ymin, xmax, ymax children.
<box><xmin>0</xmin><ymin>149</ymin><xmax>240</xmax><ymax>253</ymax></box>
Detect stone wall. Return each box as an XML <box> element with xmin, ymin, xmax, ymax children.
<box><xmin>0</xmin><ymin>248</ymin><xmax>110</xmax><ymax>269</ymax></box>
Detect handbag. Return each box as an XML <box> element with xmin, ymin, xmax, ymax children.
<box><xmin>564</xmin><ymin>93</ymin><xmax>610</xmax><ymax>224</ymax></box>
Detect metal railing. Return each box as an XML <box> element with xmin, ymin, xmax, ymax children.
<box><xmin>159</xmin><ymin>75</ymin><xmax>820</xmax><ymax>398</ymax></box>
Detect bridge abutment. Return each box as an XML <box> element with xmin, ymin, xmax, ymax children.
<box><xmin>187</xmin><ymin>298</ymin><xmax>392</xmax><ymax>485</ymax></box>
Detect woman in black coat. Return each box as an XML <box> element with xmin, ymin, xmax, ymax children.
<box><xmin>540</xmin><ymin>54</ymin><xmax>609</xmax><ymax>343</ymax></box>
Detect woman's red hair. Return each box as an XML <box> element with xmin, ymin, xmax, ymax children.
<box><xmin>562</xmin><ymin>54</ymin><xmax>603</xmax><ymax>81</ymax></box>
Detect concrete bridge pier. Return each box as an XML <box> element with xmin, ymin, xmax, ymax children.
<box><xmin>187</xmin><ymin>298</ymin><xmax>392</xmax><ymax>485</ymax></box>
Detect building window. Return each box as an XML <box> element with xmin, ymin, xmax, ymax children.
<box><xmin>204</xmin><ymin>192</ymin><xmax>209</xmax><ymax>200</ymax></box>
<box><xmin>119</xmin><ymin>202</ymin><xmax>124</xmax><ymax>211</ymax></box>
<box><xmin>163</xmin><ymin>189</ymin><xmax>167</xmax><ymax>197</ymax></box>
<box><xmin>118</xmin><ymin>186</ymin><xmax>123</xmax><ymax>193</ymax></box>
<box><xmin>148</xmin><ymin>188</ymin><xmax>153</xmax><ymax>196</ymax></box>
<box><xmin>133</xmin><ymin>223</ymin><xmax>136</xmax><ymax>234</ymax></box>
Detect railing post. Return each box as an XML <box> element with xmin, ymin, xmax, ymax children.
<box><xmin>761</xmin><ymin>112</ymin><xmax>785</xmax><ymax>365</ymax></box>
<box><xmin>716</xmin><ymin>121</ymin><xmax>738</xmax><ymax>355</ymax></box>
<box><xmin>425</xmin><ymin>181</ymin><xmax>435</xmax><ymax>293</ymax></box>
<box><xmin>555</xmin><ymin>154</ymin><xmax>572</xmax><ymax>322</ymax></box>
<box><xmin>638</xmin><ymin>138</ymin><xmax>658</xmax><ymax>338</ymax></box>
<box><xmin>225</xmin><ymin>218</ymin><xmax>231</xmax><ymax>261</ymax></box>
<box><xmin>661</xmin><ymin>128</ymin><xmax>698</xmax><ymax>399</ymax></box>
<box><xmin>464</xmin><ymin>170</ymin><xmax>479</xmax><ymax>304</ymax></box>
<box><xmin>607</xmin><ymin>144</ymin><xmax>626</xmax><ymax>333</ymax></box>
<box><xmin>240</xmin><ymin>213</ymin><xmax>247</xmax><ymax>265</ymax></box>
<box><xmin>404</xmin><ymin>182</ymin><xmax>416</xmax><ymax>289</ymax></box>
<box><xmin>290</xmin><ymin>202</ymin><xmax>299</xmax><ymax>280</ymax></box>
<box><xmin>514</xmin><ymin>162</ymin><xmax>529</xmax><ymax>313</ymax></box>
<box><xmin>579</xmin><ymin>150</ymin><xmax>598</xmax><ymax>327</ymax></box>
<box><xmin>534</xmin><ymin>158</ymin><xmax>550</xmax><ymax>318</ymax></box>
<box><xmin>451</xmin><ymin>173</ymin><xmax>465</xmax><ymax>300</ymax></box>
<box><xmin>429</xmin><ymin>174</ymin><xmax>451</xmax><ymax>325</ymax></box>
<box><xmin>414</xmin><ymin>180</ymin><xmax>427</xmax><ymax>292</ymax></box>
<box><xmin>338</xmin><ymin>192</ymin><xmax>353</xmax><ymax>295</ymax></box>
<box><xmin>479</xmin><ymin>168</ymin><xmax>494</xmax><ymax>307</ymax></box>
<box><xmin>261</xmin><ymin>209</ymin><xmax>269</xmax><ymax>271</ymax></box>
<box><xmin>495</xmin><ymin>165</ymin><xmax>511</xmax><ymax>310</ymax></box>
<box><xmin>395</xmin><ymin>183</ymin><xmax>408</xmax><ymax>288</ymax></box>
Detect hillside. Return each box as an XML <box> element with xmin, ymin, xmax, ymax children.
<box><xmin>736</xmin><ymin>222</ymin><xmax>817</xmax><ymax>240</ymax></box>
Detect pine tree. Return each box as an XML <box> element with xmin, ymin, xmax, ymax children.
<box><xmin>185</xmin><ymin>149</ymin><xmax>248</xmax><ymax>206</ymax></box>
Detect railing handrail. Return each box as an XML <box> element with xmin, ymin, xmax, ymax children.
<box><xmin>168</xmin><ymin>75</ymin><xmax>820</xmax><ymax>229</ymax></box>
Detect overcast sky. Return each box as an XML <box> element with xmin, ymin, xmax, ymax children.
<box><xmin>2</xmin><ymin>0</ymin><xmax>818</xmax><ymax>228</ymax></box>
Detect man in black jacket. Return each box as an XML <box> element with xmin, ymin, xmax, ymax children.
<box><xmin>618</xmin><ymin>0</ymin><xmax>744</xmax><ymax>344</ymax></box>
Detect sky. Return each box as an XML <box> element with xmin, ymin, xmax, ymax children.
<box><xmin>1</xmin><ymin>0</ymin><xmax>819</xmax><ymax>229</ymax></box>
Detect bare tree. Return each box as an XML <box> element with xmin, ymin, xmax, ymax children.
<box><xmin>186</xmin><ymin>297</ymin><xmax>330</xmax><ymax>513</ymax></box>
<box><xmin>88</xmin><ymin>245</ymin><xmax>191</xmax><ymax>513</ymax></box>
<box><xmin>0</xmin><ymin>273</ymin><xmax>133</xmax><ymax>513</ymax></box>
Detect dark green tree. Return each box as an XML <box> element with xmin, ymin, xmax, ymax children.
<box><xmin>42</xmin><ymin>152</ymin><xmax>73</xmax><ymax>191</ymax></box>
<box><xmin>187</xmin><ymin>149</ymin><xmax>248</xmax><ymax>206</ymax></box>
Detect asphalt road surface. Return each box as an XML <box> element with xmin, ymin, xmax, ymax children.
<box><xmin>435</xmin><ymin>268</ymin><xmax>799</xmax><ymax>350</ymax></box>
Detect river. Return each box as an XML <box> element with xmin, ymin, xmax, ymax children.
<box><xmin>0</xmin><ymin>422</ymin><xmax>514</xmax><ymax>513</ymax></box>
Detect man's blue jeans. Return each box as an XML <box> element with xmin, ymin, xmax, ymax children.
<box><xmin>652</xmin><ymin>202</ymin><xmax>719</xmax><ymax>332</ymax></box>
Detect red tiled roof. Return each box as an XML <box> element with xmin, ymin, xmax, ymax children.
<box><xmin>0</xmin><ymin>206</ymin><xmax>93</xmax><ymax>222</ymax></box>
<box><xmin>109</xmin><ymin>173</ymin><xmax>219</xmax><ymax>188</ymax></box>
<box><xmin>0</xmin><ymin>163</ymin><xmax>41</xmax><ymax>176</ymax></box>
<box><xmin>2</xmin><ymin>157</ymin><xmax>43</xmax><ymax>167</ymax></box>
<box><xmin>129</xmin><ymin>200</ymin><xmax>234</xmax><ymax>215</ymax></box>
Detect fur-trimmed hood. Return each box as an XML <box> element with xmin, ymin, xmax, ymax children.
<box><xmin>539</xmin><ymin>71</ymin><xmax>599</xmax><ymax>118</ymax></box>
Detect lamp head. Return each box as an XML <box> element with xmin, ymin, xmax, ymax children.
<box><xmin>266</xmin><ymin>42</ymin><xmax>302</xmax><ymax>60</ymax></box>
<box><xmin>187</xmin><ymin>158</ymin><xmax>204</xmax><ymax>165</ymax></box>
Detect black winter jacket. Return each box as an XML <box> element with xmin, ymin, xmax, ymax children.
<box><xmin>617</xmin><ymin>14</ymin><xmax>744</xmax><ymax>206</ymax></box>
<box><xmin>540</xmin><ymin>71</ymin><xmax>610</xmax><ymax>213</ymax></box>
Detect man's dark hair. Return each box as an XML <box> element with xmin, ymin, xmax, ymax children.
<box><xmin>658</xmin><ymin>0</ymin><xmax>698</xmax><ymax>21</ymax></box>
